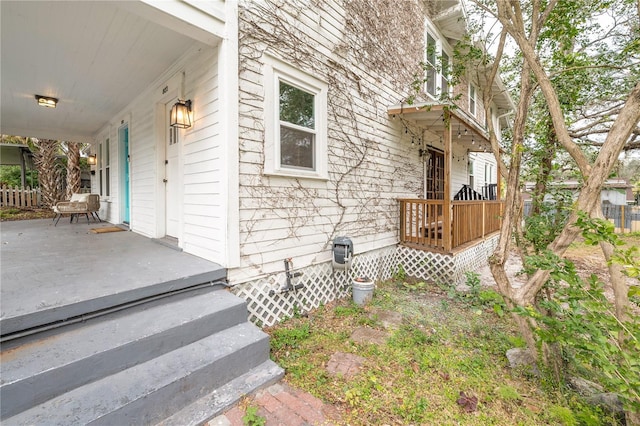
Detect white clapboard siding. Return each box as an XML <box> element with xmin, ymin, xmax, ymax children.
<box><xmin>231</xmin><ymin>0</ymin><xmax>501</xmax><ymax>282</ymax></box>
<box><xmin>180</xmin><ymin>46</ymin><xmax>224</xmax><ymax>262</ymax></box>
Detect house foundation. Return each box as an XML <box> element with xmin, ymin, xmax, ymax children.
<box><xmin>232</xmin><ymin>236</ymin><xmax>499</xmax><ymax>327</ymax></box>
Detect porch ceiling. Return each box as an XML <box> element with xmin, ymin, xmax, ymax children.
<box><xmin>387</xmin><ymin>103</ymin><xmax>492</xmax><ymax>152</ymax></box>
<box><xmin>0</xmin><ymin>1</ymin><xmax>211</xmax><ymax>143</ymax></box>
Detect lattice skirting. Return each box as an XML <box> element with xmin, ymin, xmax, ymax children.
<box><xmin>231</xmin><ymin>237</ymin><xmax>498</xmax><ymax>327</ymax></box>
<box><xmin>396</xmin><ymin>235</ymin><xmax>499</xmax><ymax>286</ymax></box>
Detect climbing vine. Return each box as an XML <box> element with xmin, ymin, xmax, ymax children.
<box><xmin>237</xmin><ymin>0</ymin><xmax>430</xmax><ymax>274</ymax></box>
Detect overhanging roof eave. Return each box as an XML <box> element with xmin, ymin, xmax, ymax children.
<box><xmin>387</xmin><ymin>102</ymin><xmax>491</xmax><ymax>142</ymax></box>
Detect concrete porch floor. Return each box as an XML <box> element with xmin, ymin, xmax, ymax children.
<box><xmin>0</xmin><ymin>218</ymin><xmax>226</xmax><ymax>337</ymax></box>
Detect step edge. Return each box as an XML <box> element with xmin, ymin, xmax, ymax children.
<box><xmin>157</xmin><ymin>360</ymin><xmax>285</xmax><ymax>426</ymax></box>
<box><xmin>3</xmin><ymin>323</ymin><xmax>271</xmax><ymax>425</ymax></box>
<box><xmin>1</xmin><ymin>289</ymin><xmax>246</xmax><ymax>379</ymax></box>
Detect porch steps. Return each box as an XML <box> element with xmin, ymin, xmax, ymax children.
<box><xmin>0</xmin><ymin>287</ymin><xmax>284</xmax><ymax>425</ymax></box>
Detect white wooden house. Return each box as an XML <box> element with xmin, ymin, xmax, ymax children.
<box><xmin>1</xmin><ymin>0</ymin><xmax>512</xmax><ymax>327</ymax></box>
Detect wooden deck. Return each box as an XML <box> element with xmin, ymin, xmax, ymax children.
<box><xmin>399</xmin><ymin>198</ymin><xmax>503</xmax><ymax>253</ymax></box>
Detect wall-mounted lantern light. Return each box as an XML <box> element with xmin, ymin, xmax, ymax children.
<box><xmin>87</xmin><ymin>154</ymin><xmax>97</xmax><ymax>166</ymax></box>
<box><xmin>35</xmin><ymin>95</ymin><xmax>58</xmax><ymax>108</ymax></box>
<box><xmin>170</xmin><ymin>99</ymin><xmax>192</xmax><ymax>129</ymax></box>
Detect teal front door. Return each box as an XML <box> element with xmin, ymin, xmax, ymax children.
<box><xmin>119</xmin><ymin>124</ymin><xmax>130</xmax><ymax>224</ymax></box>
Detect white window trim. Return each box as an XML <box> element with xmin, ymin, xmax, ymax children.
<box><xmin>264</xmin><ymin>55</ymin><xmax>328</xmax><ymax>180</ymax></box>
<box><xmin>469</xmin><ymin>83</ymin><xmax>478</xmax><ymax>117</ymax></box>
<box><xmin>424</xmin><ymin>24</ymin><xmax>453</xmax><ymax>99</ymax></box>
<box><xmin>97</xmin><ymin>137</ymin><xmax>111</xmax><ymax>197</ymax></box>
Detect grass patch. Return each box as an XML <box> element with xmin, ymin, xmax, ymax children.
<box><xmin>0</xmin><ymin>207</ymin><xmax>55</xmax><ymax>221</ymax></box>
<box><xmin>265</xmin><ymin>278</ymin><xmax>619</xmax><ymax>425</ymax></box>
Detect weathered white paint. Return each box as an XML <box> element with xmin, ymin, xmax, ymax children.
<box><xmin>229</xmin><ymin>0</ymin><xmax>506</xmax><ymax>284</ymax></box>
<box><xmin>231</xmin><ymin>2</ymin><xmax>417</xmax><ymax>283</ymax></box>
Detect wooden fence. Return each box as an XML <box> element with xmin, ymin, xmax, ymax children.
<box><xmin>0</xmin><ymin>185</ymin><xmax>41</xmax><ymax>208</ymax></box>
<box><xmin>602</xmin><ymin>204</ymin><xmax>640</xmax><ymax>233</ymax></box>
<box><xmin>523</xmin><ymin>201</ymin><xmax>640</xmax><ymax>233</ymax></box>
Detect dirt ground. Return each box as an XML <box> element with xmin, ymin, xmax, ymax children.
<box><xmin>477</xmin><ymin>235</ymin><xmax>640</xmax><ymax>308</ymax></box>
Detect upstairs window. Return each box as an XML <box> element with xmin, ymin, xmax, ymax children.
<box><xmin>441</xmin><ymin>51</ymin><xmax>450</xmax><ymax>95</ymax></box>
<box><xmin>426</xmin><ymin>33</ymin><xmax>437</xmax><ymax>96</ymax></box>
<box><xmin>425</xmin><ymin>29</ymin><xmax>452</xmax><ymax>99</ymax></box>
<box><xmin>469</xmin><ymin>84</ymin><xmax>478</xmax><ymax>117</ymax></box>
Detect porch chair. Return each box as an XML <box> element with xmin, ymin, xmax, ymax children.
<box><xmin>53</xmin><ymin>193</ymin><xmax>101</xmax><ymax>226</ymax></box>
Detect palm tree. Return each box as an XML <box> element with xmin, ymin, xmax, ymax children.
<box><xmin>65</xmin><ymin>142</ymin><xmax>81</xmax><ymax>198</ymax></box>
<box><xmin>32</xmin><ymin>139</ymin><xmax>64</xmax><ymax>207</ymax></box>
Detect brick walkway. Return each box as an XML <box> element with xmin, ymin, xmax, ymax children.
<box><xmin>207</xmin><ymin>383</ymin><xmax>342</xmax><ymax>426</ymax></box>
<box><xmin>207</xmin><ymin>309</ymin><xmax>403</xmax><ymax>426</ymax></box>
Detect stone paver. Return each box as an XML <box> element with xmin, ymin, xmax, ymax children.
<box><xmin>326</xmin><ymin>351</ymin><xmax>366</xmax><ymax>379</ymax></box>
<box><xmin>349</xmin><ymin>327</ymin><xmax>388</xmax><ymax>345</ymax></box>
<box><xmin>372</xmin><ymin>309</ymin><xmax>403</xmax><ymax>329</ymax></box>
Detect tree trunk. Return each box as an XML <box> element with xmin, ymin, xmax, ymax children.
<box><xmin>489</xmin><ymin>59</ymin><xmax>538</xmax><ymax>354</ymax></box>
<box><xmin>32</xmin><ymin>139</ymin><xmax>64</xmax><ymax>208</ymax></box>
<box><xmin>531</xmin><ymin>120</ymin><xmax>556</xmax><ymax>218</ymax></box>
<box><xmin>516</xmin><ymin>82</ymin><xmax>640</xmax><ymax>306</ymax></box>
<box><xmin>65</xmin><ymin>142</ymin><xmax>81</xmax><ymax>199</ymax></box>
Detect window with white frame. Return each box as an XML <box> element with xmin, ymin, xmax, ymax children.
<box><xmin>264</xmin><ymin>56</ymin><xmax>328</xmax><ymax>179</ymax></box>
<box><xmin>98</xmin><ymin>139</ymin><xmax>110</xmax><ymax>197</ymax></box>
<box><xmin>104</xmin><ymin>138</ymin><xmax>110</xmax><ymax>196</ymax></box>
<box><xmin>425</xmin><ymin>32</ymin><xmax>437</xmax><ymax>96</ymax></box>
<box><xmin>469</xmin><ymin>83</ymin><xmax>478</xmax><ymax>117</ymax></box>
<box><xmin>441</xmin><ymin>51</ymin><xmax>450</xmax><ymax>95</ymax></box>
<box><xmin>98</xmin><ymin>142</ymin><xmax>103</xmax><ymax>196</ymax></box>
<box><xmin>484</xmin><ymin>163</ymin><xmax>493</xmax><ymax>184</ymax></box>
<box><xmin>425</xmin><ymin>28</ymin><xmax>452</xmax><ymax>99</ymax></box>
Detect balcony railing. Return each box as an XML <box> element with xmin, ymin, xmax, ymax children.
<box><xmin>399</xmin><ymin>198</ymin><xmax>503</xmax><ymax>252</ymax></box>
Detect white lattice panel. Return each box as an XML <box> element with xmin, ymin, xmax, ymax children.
<box><xmin>231</xmin><ymin>241</ymin><xmax>498</xmax><ymax>327</ymax></box>
<box><xmin>231</xmin><ymin>246</ymin><xmax>397</xmax><ymax>327</ymax></box>
<box><xmin>396</xmin><ymin>246</ymin><xmax>456</xmax><ymax>284</ymax></box>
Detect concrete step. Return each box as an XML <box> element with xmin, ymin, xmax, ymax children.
<box><xmin>0</xmin><ymin>288</ymin><xmax>248</xmax><ymax>419</ymax></box>
<box><xmin>3</xmin><ymin>322</ymin><xmax>277</xmax><ymax>426</ymax></box>
<box><xmin>158</xmin><ymin>360</ymin><xmax>284</xmax><ymax>426</ymax></box>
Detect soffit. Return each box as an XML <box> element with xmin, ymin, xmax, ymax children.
<box><xmin>0</xmin><ymin>1</ymin><xmax>203</xmax><ymax>142</ymax></box>
<box><xmin>387</xmin><ymin>103</ymin><xmax>493</xmax><ymax>153</ymax></box>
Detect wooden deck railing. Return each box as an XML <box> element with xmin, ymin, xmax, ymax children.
<box><xmin>1</xmin><ymin>185</ymin><xmax>41</xmax><ymax>208</ymax></box>
<box><xmin>452</xmin><ymin>200</ymin><xmax>502</xmax><ymax>248</ymax></box>
<box><xmin>399</xmin><ymin>198</ymin><xmax>503</xmax><ymax>252</ymax></box>
<box><xmin>399</xmin><ymin>199</ymin><xmax>445</xmax><ymax>250</ymax></box>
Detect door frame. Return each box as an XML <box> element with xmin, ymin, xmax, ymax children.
<box><xmin>163</xmin><ymin>96</ymin><xmax>182</xmax><ymax>238</ymax></box>
<box><xmin>154</xmin><ymin>77</ymin><xmax>183</xmax><ymax>240</ymax></box>
<box><xmin>118</xmin><ymin>120</ymin><xmax>131</xmax><ymax>225</ymax></box>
